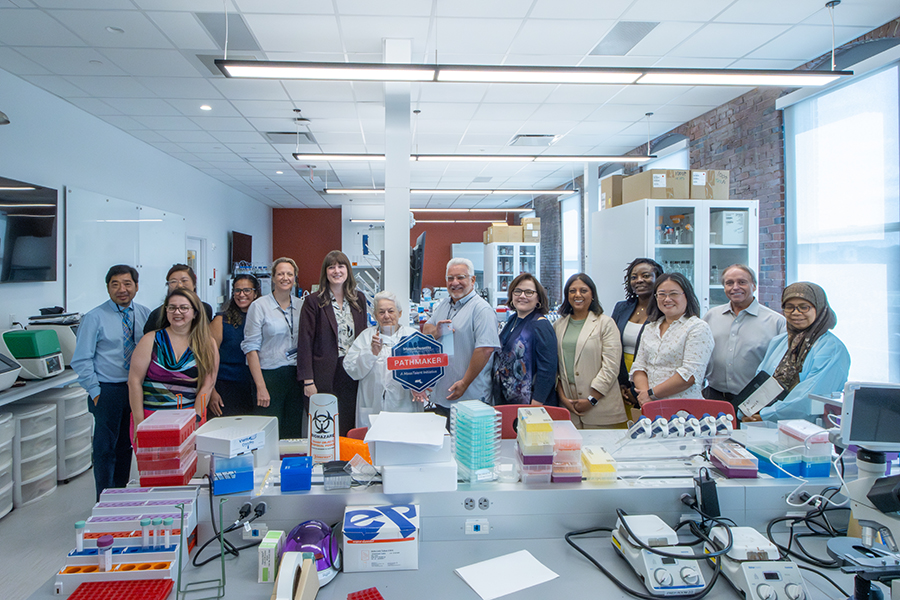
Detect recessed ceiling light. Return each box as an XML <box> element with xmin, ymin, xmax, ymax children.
<box><xmin>275</xmin><ymin>171</ymin><xmax>283</xmax><ymax>174</ymax></box>
<box><xmin>106</xmin><ymin>26</ymin><xmax>125</xmax><ymax>34</ymax></box>
<box><xmin>200</xmin><ymin>105</ymin><xmax>212</xmax><ymax>111</ymax></box>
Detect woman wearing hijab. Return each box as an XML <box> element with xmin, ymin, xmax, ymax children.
<box><xmin>749</xmin><ymin>282</ymin><xmax>850</xmax><ymax>422</ymax></box>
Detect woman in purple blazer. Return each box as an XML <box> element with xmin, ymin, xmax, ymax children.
<box><xmin>297</xmin><ymin>250</ymin><xmax>368</xmax><ymax>436</ymax></box>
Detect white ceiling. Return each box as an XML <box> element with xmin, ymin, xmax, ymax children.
<box><xmin>1</xmin><ymin>0</ymin><xmax>897</xmax><ymax>209</ymax></box>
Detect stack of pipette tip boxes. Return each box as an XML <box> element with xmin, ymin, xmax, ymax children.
<box><xmin>551</xmin><ymin>420</ymin><xmax>583</xmax><ymax>482</ymax></box>
<box><xmin>450</xmin><ymin>400</ymin><xmax>501</xmax><ymax>483</ymax></box>
<box><xmin>135</xmin><ymin>410</ymin><xmax>198</xmax><ymax>487</ymax></box>
<box><xmin>516</xmin><ymin>407</ymin><xmax>555</xmax><ymax>484</ymax></box>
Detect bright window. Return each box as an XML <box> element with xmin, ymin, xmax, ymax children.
<box><xmin>785</xmin><ymin>64</ymin><xmax>900</xmax><ymax>382</ymax></box>
<box><xmin>561</xmin><ymin>193</ymin><xmax>581</xmax><ymax>284</ymax></box>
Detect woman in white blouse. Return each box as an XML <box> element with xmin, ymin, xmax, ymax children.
<box><xmin>630</xmin><ymin>273</ymin><xmax>714</xmax><ymax>405</ymax></box>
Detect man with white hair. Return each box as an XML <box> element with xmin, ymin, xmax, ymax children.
<box><xmin>423</xmin><ymin>258</ymin><xmax>500</xmax><ymax>418</ymax></box>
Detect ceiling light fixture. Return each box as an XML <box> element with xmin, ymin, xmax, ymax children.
<box><xmin>412</xmin><ymin>208</ymin><xmax>532</xmax><ymax>213</ymax></box>
<box><xmin>299</xmin><ymin>153</ymin><xmax>653</xmax><ymax>163</ymax></box>
<box><xmin>349</xmin><ymin>219</ymin><xmax>385</xmax><ymax>223</ymax></box>
<box><xmin>0</xmin><ymin>111</ymin><xmax>10</xmax><ymax>125</ymax></box>
<box><xmin>0</xmin><ymin>203</ymin><xmax>53</xmax><ymax>208</ymax></box>
<box><xmin>200</xmin><ymin>105</ymin><xmax>212</xmax><ymax>111</ymax></box>
<box><xmin>218</xmin><ymin>59</ymin><xmax>851</xmax><ymax>87</ymax></box>
<box><xmin>324</xmin><ymin>188</ymin><xmax>571</xmax><ymax>195</ymax></box>
<box><xmin>0</xmin><ymin>187</ymin><xmax>36</xmax><ymax>191</ymax></box>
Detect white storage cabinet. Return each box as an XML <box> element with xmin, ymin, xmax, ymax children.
<box><xmin>8</xmin><ymin>403</ymin><xmax>57</xmax><ymax>508</ymax></box>
<box><xmin>484</xmin><ymin>242</ymin><xmax>540</xmax><ymax>308</ymax></box>
<box><xmin>19</xmin><ymin>385</ymin><xmax>93</xmax><ymax>481</ymax></box>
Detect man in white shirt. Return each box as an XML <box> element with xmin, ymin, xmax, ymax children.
<box><xmin>702</xmin><ymin>264</ymin><xmax>786</xmax><ymax>408</ymax></box>
<box><xmin>423</xmin><ymin>258</ymin><xmax>500</xmax><ymax>418</ymax></box>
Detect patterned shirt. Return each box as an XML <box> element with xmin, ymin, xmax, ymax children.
<box><xmin>332</xmin><ymin>297</ymin><xmax>356</xmax><ymax>357</ymax></box>
<box><xmin>142</xmin><ymin>329</ymin><xmax>199</xmax><ymax>410</ymax></box>
<box><xmin>630</xmin><ymin>315</ymin><xmax>714</xmax><ymax>399</ymax></box>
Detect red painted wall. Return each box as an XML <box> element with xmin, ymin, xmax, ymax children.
<box><xmin>410</xmin><ymin>213</ymin><xmax>513</xmax><ymax>290</ymax></box>
<box><xmin>272</xmin><ymin>208</ymin><xmax>342</xmax><ymax>290</ymax></box>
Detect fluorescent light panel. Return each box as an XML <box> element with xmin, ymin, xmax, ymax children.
<box><xmin>349</xmin><ymin>219</ymin><xmax>384</xmax><ymax>223</ymax></box>
<box><xmin>301</xmin><ymin>154</ymin><xmax>653</xmax><ymax>163</ymax></box>
<box><xmin>218</xmin><ymin>59</ymin><xmax>851</xmax><ymax>88</ymax></box>
<box><xmin>0</xmin><ymin>203</ymin><xmax>55</xmax><ymax>208</ymax></box>
<box><xmin>325</xmin><ymin>188</ymin><xmax>569</xmax><ymax>195</ymax></box>
<box><xmin>0</xmin><ymin>187</ymin><xmax>36</xmax><ymax>191</ymax></box>
<box><xmin>413</xmin><ymin>208</ymin><xmax>531</xmax><ymax>213</ymax></box>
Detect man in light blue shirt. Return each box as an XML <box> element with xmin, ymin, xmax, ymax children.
<box><xmin>702</xmin><ymin>264</ymin><xmax>785</xmax><ymax>409</ymax></box>
<box><xmin>71</xmin><ymin>265</ymin><xmax>150</xmax><ymax>499</ymax></box>
<box><xmin>423</xmin><ymin>258</ymin><xmax>500</xmax><ymax>416</ymax></box>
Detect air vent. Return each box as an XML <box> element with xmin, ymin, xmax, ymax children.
<box><xmin>294</xmin><ymin>167</ymin><xmax>340</xmax><ymax>184</ymax></box>
<box><xmin>509</xmin><ymin>134</ymin><xmax>559</xmax><ymax>147</ymax></box>
<box><xmin>591</xmin><ymin>21</ymin><xmax>659</xmax><ymax>56</ymax></box>
<box><xmin>473</xmin><ymin>176</ymin><xmax>492</xmax><ymax>183</ymax></box>
<box><xmin>266</xmin><ymin>132</ymin><xmax>317</xmax><ymax>145</ymax></box>
<box><xmin>242</xmin><ymin>156</ymin><xmax>286</xmax><ymax>164</ymax></box>
<box><xmin>196</xmin><ymin>12</ymin><xmax>261</xmax><ymax>52</ymax></box>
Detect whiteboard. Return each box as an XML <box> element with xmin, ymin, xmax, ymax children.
<box><xmin>65</xmin><ymin>187</ymin><xmax>186</xmax><ymax>313</ymax></box>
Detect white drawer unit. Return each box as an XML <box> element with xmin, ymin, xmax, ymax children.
<box><xmin>0</xmin><ymin>412</ymin><xmax>13</xmax><ymax>445</ymax></box>
<box><xmin>14</xmin><ymin>465</ymin><xmax>56</xmax><ymax>508</ymax></box>
<box><xmin>16</xmin><ymin>386</ymin><xmax>94</xmax><ymax>481</ymax></box>
<box><xmin>0</xmin><ymin>481</ymin><xmax>12</xmax><ymax>520</ymax></box>
<box><xmin>8</xmin><ymin>403</ymin><xmax>59</xmax><ymax>507</ymax></box>
<box><xmin>63</xmin><ymin>444</ymin><xmax>92</xmax><ymax>480</ymax></box>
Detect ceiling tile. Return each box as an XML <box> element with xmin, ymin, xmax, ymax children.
<box><xmin>101</xmin><ymin>48</ymin><xmax>199</xmax><ymax>77</ymax></box>
<box><xmin>669</xmin><ymin>23</ymin><xmax>792</xmax><ymax>58</ymax></box>
<box><xmin>482</xmin><ymin>84</ymin><xmax>555</xmax><ymax>104</ymax></box>
<box><xmin>0</xmin><ymin>47</ymin><xmax>52</xmax><ymax>76</ymax></box>
<box><xmin>161</xmin><ymin>132</ymin><xmax>221</xmax><ymax>145</ymax></box>
<box><xmin>802</xmin><ymin>3</ymin><xmax>900</xmax><ymax>28</ymax></box>
<box><xmin>99</xmin><ymin>115</ymin><xmax>148</xmax><ymax>130</ymax></box>
<box><xmin>415</xmin><ymin>83</ymin><xmax>488</xmax><ymax>103</ymax></box>
<box><xmin>626</xmin><ymin>21</ymin><xmax>705</xmax><ymax>57</ymax></box>
<box><xmin>715</xmin><ymin>0</ymin><xmax>823</xmax><ymax>24</ymax></box>
<box><xmin>189</xmin><ymin>116</ymin><xmax>256</xmax><ymax>131</ymax></box>
<box><xmin>436</xmin><ymin>1</ymin><xmax>531</xmax><ymax>18</ymax></box>
<box><xmin>747</xmin><ymin>24</ymin><xmax>872</xmax><ymax>61</ymax></box>
<box><xmin>134</xmin><ymin>0</ymin><xmax>234</xmax><ymax>10</ymax></box>
<box><xmin>543</xmin><ymin>85</ymin><xmax>625</xmax><ymax>104</ymax></box>
<box><xmin>338</xmin><ymin>16</ymin><xmax>431</xmax><ymax>54</ymax></box>
<box><xmin>102</xmin><ymin>97</ymin><xmax>181</xmax><ymax>115</ymax></box>
<box><xmin>22</xmin><ymin>75</ymin><xmax>93</xmax><ymax>98</ymax></box>
<box><xmin>528</xmin><ymin>103</ymin><xmax>600</xmax><ymax>122</ymax></box>
<box><xmin>51</xmin><ymin>10</ymin><xmax>174</xmax><ymax>48</ymax></box>
<box><xmin>0</xmin><ymin>9</ymin><xmax>87</xmax><ymax>46</ymax></box>
<box><xmin>621</xmin><ymin>0</ymin><xmax>733</xmax><ymax>22</ymax></box>
<box><xmin>16</xmin><ymin>47</ymin><xmax>127</xmax><ymax>76</ymax></box>
<box><xmin>665</xmin><ymin>86</ymin><xmax>752</xmax><ymax>106</ymax></box>
<box><xmin>507</xmin><ymin>19</ymin><xmax>617</xmax><ymax>56</ymax></box>
<box><xmin>62</xmin><ymin>75</ymin><xmax>156</xmax><ymax>97</ymax></box>
<box><xmin>136</xmin><ymin>77</ymin><xmax>224</xmax><ymax>99</ymax></box>
<box><xmin>651</xmin><ymin>56</ymin><xmax>735</xmax><ymax>68</ymax></box>
<box><xmin>133</xmin><ymin>115</ymin><xmax>201</xmax><ymax>129</ymax></box>
<box><xmin>211</xmin><ymin>78</ymin><xmax>291</xmax><ymax>101</ymax></box>
<box><xmin>234</xmin><ymin>0</ymin><xmax>335</xmax><ymax>14</ymax></box>
<box><xmin>433</xmin><ymin>18</ymin><xmax>522</xmax><ymax>54</ymax></box>
<box><xmin>244</xmin><ymin>14</ymin><xmax>342</xmax><ymax>53</ymax></box>
<box><xmin>336</xmin><ymin>0</ymin><xmax>431</xmax><ymax>17</ymax></box>
<box><xmin>66</xmin><ymin>96</ymin><xmax>122</xmax><ymax>115</ymax></box>
<box><xmin>472</xmin><ymin>104</ymin><xmax>538</xmax><ymax>121</ymax></box>
<box><xmin>228</xmin><ymin>99</ymin><xmax>296</xmax><ymax>118</ymax></box>
<box><xmin>146</xmin><ymin>12</ymin><xmax>219</xmax><ymax>50</ymax></box>
<box><xmin>128</xmin><ymin>130</ymin><xmax>169</xmax><ymax>143</ymax></box>
<box><xmin>416</xmin><ymin>102</ymin><xmax>479</xmax><ymax>120</ymax></box>
<box><xmin>529</xmin><ymin>0</ymin><xmax>631</xmax><ymax>19</ymax></box>
<box><xmin>211</xmin><ymin>131</ymin><xmax>268</xmax><ymax>143</ymax></box>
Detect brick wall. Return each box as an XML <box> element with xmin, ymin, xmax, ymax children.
<box><xmin>532</xmin><ymin>196</ymin><xmax>561</xmax><ymax>304</ymax></box>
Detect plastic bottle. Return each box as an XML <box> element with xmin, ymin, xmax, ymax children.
<box><xmin>140</xmin><ymin>518</ymin><xmax>151</xmax><ymax>549</ymax></box>
<box><xmin>163</xmin><ymin>517</ymin><xmax>173</xmax><ymax>548</ymax></box>
<box><xmin>97</xmin><ymin>535</ymin><xmax>114</xmax><ymax>572</ymax></box>
<box><xmin>152</xmin><ymin>518</ymin><xmax>162</xmax><ymax>549</ymax></box>
<box><xmin>74</xmin><ymin>521</ymin><xmax>85</xmax><ymax>553</ymax></box>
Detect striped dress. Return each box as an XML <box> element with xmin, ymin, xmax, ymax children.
<box><xmin>142</xmin><ymin>329</ymin><xmax>199</xmax><ymax>410</ymax></box>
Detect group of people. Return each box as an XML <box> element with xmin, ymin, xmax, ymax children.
<box><xmin>72</xmin><ymin>252</ymin><xmax>851</xmax><ymax>500</ymax></box>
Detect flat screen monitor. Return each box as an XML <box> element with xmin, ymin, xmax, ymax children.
<box><xmin>230</xmin><ymin>231</ymin><xmax>252</xmax><ymax>271</ymax></box>
<box><xmin>841</xmin><ymin>382</ymin><xmax>900</xmax><ymax>452</ymax></box>
<box><xmin>410</xmin><ymin>231</ymin><xmax>426</xmax><ymax>303</ymax></box>
<box><xmin>0</xmin><ymin>176</ymin><xmax>58</xmax><ymax>283</ymax></box>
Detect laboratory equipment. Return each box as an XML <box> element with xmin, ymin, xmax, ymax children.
<box><xmin>611</xmin><ymin>514</ymin><xmax>706</xmax><ymax>596</ymax></box>
<box><xmin>97</xmin><ymin>535</ymin><xmax>113</xmax><ymax>572</ymax></box>
<box><xmin>0</xmin><ymin>352</ymin><xmax>22</xmax><ymax>392</ymax></box>
<box><xmin>74</xmin><ymin>521</ymin><xmax>85</xmax><ymax>552</ymax></box>
<box><xmin>141</xmin><ymin>518</ymin><xmax>151</xmax><ymax>548</ymax></box>
<box><xmin>0</xmin><ymin>329</ymin><xmax>64</xmax><ymax>379</ymax></box>
<box><xmin>705</xmin><ymin>526</ymin><xmax>809</xmax><ymax>600</ymax></box>
<box><xmin>27</xmin><ymin>323</ymin><xmax>78</xmax><ymax>365</ymax></box>
<box><xmin>281</xmin><ymin>520</ymin><xmax>341</xmax><ymax>585</ymax></box>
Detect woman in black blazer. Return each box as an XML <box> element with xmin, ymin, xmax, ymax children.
<box><xmin>610</xmin><ymin>258</ymin><xmax>663</xmax><ymax>406</ymax></box>
<box><xmin>297</xmin><ymin>250</ymin><xmax>368</xmax><ymax>436</ymax></box>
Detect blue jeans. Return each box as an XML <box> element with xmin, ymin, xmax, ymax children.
<box><xmin>88</xmin><ymin>382</ymin><xmax>133</xmax><ymax>500</ymax></box>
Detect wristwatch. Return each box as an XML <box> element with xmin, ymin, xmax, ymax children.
<box><xmin>648</xmin><ymin>388</ymin><xmax>657</xmax><ymax>400</ymax></box>
<box><xmin>588</xmin><ymin>395</ymin><xmax>599</xmax><ymax>406</ymax></box>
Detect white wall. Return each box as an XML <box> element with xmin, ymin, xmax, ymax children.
<box><xmin>0</xmin><ymin>68</ymin><xmax>272</xmax><ymax>321</ymax></box>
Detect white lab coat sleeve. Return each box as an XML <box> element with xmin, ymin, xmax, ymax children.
<box><xmin>343</xmin><ymin>327</ymin><xmax>378</xmax><ymax>382</ymax></box>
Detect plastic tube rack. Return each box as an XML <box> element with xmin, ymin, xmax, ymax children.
<box><xmin>54</xmin><ymin>545</ymin><xmax>179</xmax><ymax>597</ymax></box>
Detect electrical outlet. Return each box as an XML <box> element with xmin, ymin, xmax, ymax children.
<box><xmin>465</xmin><ymin>519</ymin><xmax>490</xmax><ymax>535</ymax></box>
<box><xmin>478</xmin><ymin>497</ymin><xmax>490</xmax><ymax>510</ymax></box>
<box><xmin>242</xmin><ymin>522</ymin><xmax>269</xmax><ymax>540</ymax></box>
<box><xmin>464</xmin><ymin>497</ymin><xmax>475</xmax><ymax>510</ymax></box>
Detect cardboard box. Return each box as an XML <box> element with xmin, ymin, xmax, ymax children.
<box><xmin>691</xmin><ymin>170</ymin><xmax>730</xmax><ymax>200</ymax></box>
<box><xmin>521</xmin><ymin>217</ymin><xmax>541</xmax><ymax>231</ymax></box>
<box><xmin>381</xmin><ymin>460</ymin><xmax>458</xmax><ymax>494</ymax></box>
<box><xmin>343</xmin><ymin>505</ymin><xmax>419</xmax><ymax>572</ymax></box>
<box><xmin>710</xmin><ymin>210</ymin><xmax>748</xmax><ymax>245</ymax></box>
<box><xmin>524</xmin><ymin>228</ymin><xmax>541</xmax><ymax>242</ymax></box>
<box><xmin>622</xmin><ymin>169</ymin><xmax>690</xmax><ymax>203</ymax></box>
<box><xmin>369</xmin><ymin>434</ymin><xmax>452</xmax><ymax>467</ymax></box>
<box><xmin>486</xmin><ymin>225</ymin><xmax>509</xmax><ymax>243</ymax></box>
<box><xmin>483</xmin><ymin>230</ymin><xmax>488</xmax><ymax>244</ymax></box>
<box><xmin>257</xmin><ymin>530</ymin><xmax>285</xmax><ymax>583</ymax></box>
<box><xmin>600</xmin><ymin>174</ymin><xmax>624</xmax><ymax>208</ymax></box>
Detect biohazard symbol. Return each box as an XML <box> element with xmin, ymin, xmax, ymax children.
<box><xmin>312</xmin><ymin>410</ymin><xmax>335</xmax><ymax>435</ymax></box>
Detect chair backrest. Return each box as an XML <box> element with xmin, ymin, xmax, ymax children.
<box><xmin>640</xmin><ymin>399</ymin><xmax>736</xmax><ymax>422</ymax></box>
<box><xmin>495</xmin><ymin>404</ymin><xmax>571</xmax><ymax>439</ymax></box>
<box><xmin>346</xmin><ymin>427</ymin><xmax>368</xmax><ymax>440</ymax></box>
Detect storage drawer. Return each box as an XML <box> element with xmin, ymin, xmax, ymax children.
<box><xmin>63</xmin><ymin>446</ymin><xmax>92</xmax><ymax>479</ymax></box>
<box><xmin>0</xmin><ymin>439</ymin><xmax>10</xmax><ymax>468</ymax></box>
<box><xmin>20</xmin><ymin>427</ymin><xmax>57</xmax><ymax>459</ymax></box>
<box><xmin>64</xmin><ymin>412</ymin><xmax>93</xmax><ymax>437</ymax></box>
<box><xmin>65</xmin><ymin>427</ymin><xmax>92</xmax><ymax>456</ymax></box>
<box><xmin>15</xmin><ymin>404</ymin><xmax>56</xmax><ymax>438</ymax></box>
<box><xmin>0</xmin><ymin>481</ymin><xmax>12</xmax><ymax>519</ymax></box>
<box><xmin>0</xmin><ymin>459</ymin><xmax>11</xmax><ymax>490</ymax></box>
<box><xmin>15</xmin><ymin>467</ymin><xmax>57</xmax><ymax>507</ymax></box>
<box><xmin>63</xmin><ymin>392</ymin><xmax>89</xmax><ymax>418</ymax></box>
<box><xmin>20</xmin><ymin>446</ymin><xmax>57</xmax><ymax>481</ymax></box>
<box><xmin>0</xmin><ymin>413</ymin><xmax>13</xmax><ymax>445</ymax></box>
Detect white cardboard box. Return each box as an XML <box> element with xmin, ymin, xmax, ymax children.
<box><xmin>342</xmin><ymin>505</ymin><xmax>419</xmax><ymax>572</ymax></box>
<box><xmin>710</xmin><ymin>210</ymin><xmax>747</xmax><ymax>245</ymax></box>
<box><xmin>369</xmin><ymin>434</ymin><xmax>452</xmax><ymax>466</ymax></box>
<box><xmin>257</xmin><ymin>530</ymin><xmax>284</xmax><ymax>583</ymax></box>
<box><xmin>195</xmin><ymin>415</ymin><xmax>279</xmax><ymax>467</ymax></box>
<box><xmin>381</xmin><ymin>460</ymin><xmax>458</xmax><ymax>494</ymax></box>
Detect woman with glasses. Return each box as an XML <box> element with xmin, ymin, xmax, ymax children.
<box><xmin>554</xmin><ymin>273</ymin><xmax>626</xmax><ymax>428</ymax></box>
<box><xmin>207</xmin><ymin>275</ymin><xmax>260</xmax><ymax>419</ymax></box>
<box><xmin>746</xmin><ymin>282</ymin><xmax>850</xmax><ymax>422</ymax></box>
<box><xmin>631</xmin><ymin>273</ymin><xmax>714</xmax><ymax>405</ymax></box>
<box><xmin>128</xmin><ymin>288</ymin><xmax>218</xmax><ymax>431</ymax></box>
<box><xmin>491</xmin><ymin>273</ymin><xmax>558</xmax><ymax>406</ymax></box>
<box><xmin>297</xmin><ymin>251</ymin><xmax>368</xmax><ymax>436</ymax></box>
<box><xmin>344</xmin><ymin>291</ymin><xmax>423</xmax><ymax>427</ymax></box>
<box><xmin>611</xmin><ymin>258</ymin><xmax>664</xmax><ymax>409</ymax></box>
<box><xmin>241</xmin><ymin>258</ymin><xmax>304</xmax><ymax>438</ymax></box>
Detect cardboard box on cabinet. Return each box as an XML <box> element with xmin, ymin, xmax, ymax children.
<box><xmin>622</xmin><ymin>169</ymin><xmax>690</xmax><ymax>203</ymax></box>
<box><xmin>601</xmin><ymin>174</ymin><xmax>624</xmax><ymax>208</ymax></box>
<box><xmin>691</xmin><ymin>170</ymin><xmax>730</xmax><ymax>200</ymax></box>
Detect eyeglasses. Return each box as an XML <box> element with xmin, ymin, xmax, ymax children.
<box><xmin>165</xmin><ymin>305</ymin><xmax>193</xmax><ymax>314</ymax></box>
<box><xmin>783</xmin><ymin>304</ymin><xmax>813</xmax><ymax>314</ymax></box>
<box><xmin>511</xmin><ymin>289</ymin><xmax>536</xmax><ymax>298</ymax></box>
<box><xmin>655</xmin><ymin>291</ymin><xmax>684</xmax><ymax>299</ymax></box>
<box><xmin>167</xmin><ymin>277</ymin><xmax>192</xmax><ymax>287</ymax></box>
<box><xmin>233</xmin><ymin>288</ymin><xmax>256</xmax><ymax>296</ymax></box>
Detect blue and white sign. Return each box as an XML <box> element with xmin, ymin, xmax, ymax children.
<box><xmin>387</xmin><ymin>331</ymin><xmax>447</xmax><ymax>393</ymax></box>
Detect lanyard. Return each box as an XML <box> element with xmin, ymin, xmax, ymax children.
<box><xmin>275</xmin><ymin>294</ymin><xmax>294</xmax><ymax>338</ymax></box>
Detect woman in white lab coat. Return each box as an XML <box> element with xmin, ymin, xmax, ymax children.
<box><xmin>343</xmin><ymin>291</ymin><xmax>423</xmax><ymax>428</ymax></box>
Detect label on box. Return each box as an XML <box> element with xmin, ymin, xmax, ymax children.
<box><xmin>652</xmin><ymin>173</ymin><xmax>666</xmax><ymax>187</ymax></box>
<box><xmin>526</xmin><ymin>223</ymin><xmax>534</xmax><ymax>229</ymax></box>
<box><xmin>692</xmin><ymin>171</ymin><xmax>707</xmax><ymax>186</ymax></box>
<box><xmin>601</xmin><ymin>192</ymin><xmax>607</xmax><ymax>201</ymax></box>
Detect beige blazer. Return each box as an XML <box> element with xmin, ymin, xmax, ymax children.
<box><xmin>554</xmin><ymin>312</ymin><xmax>626</xmax><ymax>426</ymax></box>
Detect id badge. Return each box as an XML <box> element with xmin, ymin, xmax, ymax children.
<box><xmin>285</xmin><ymin>347</ymin><xmax>297</xmax><ymax>360</ymax></box>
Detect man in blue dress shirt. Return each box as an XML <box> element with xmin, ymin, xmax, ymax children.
<box><xmin>71</xmin><ymin>265</ymin><xmax>150</xmax><ymax>499</ymax></box>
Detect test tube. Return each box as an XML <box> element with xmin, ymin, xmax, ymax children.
<box><xmin>163</xmin><ymin>517</ymin><xmax>173</xmax><ymax>548</ymax></box>
<box><xmin>97</xmin><ymin>535</ymin><xmax>114</xmax><ymax>572</ymax></box>
<box><xmin>74</xmin><ymin>521</ymin><xmax>85</xmax><ymax>553</ymax></box>
<box><xmin>140</xmin><ymin>518</ymin><xmax>151</xmax><ymax>549</ymax></box>
<box><xmin>152</xmin><ymin>518</ymin><xmax>163</xmax><ymax>549</ymax></box>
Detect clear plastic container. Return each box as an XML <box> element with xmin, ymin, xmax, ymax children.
<box><xmin>20</xmin><ymin>445</ymin><xmax>57</xmax><ymax>481</ymax></box>
<box><xmin>552</xmin><ymin>420</ymin><xmax>582</xmax><ymax>453</ymax></box>
<box><xmin>0</xmin><ymin>412</ymin><xmax>13</xmax><ymax>445</ymax></box>
<box><xmin>135</xmin><ymin>410</ymin><xmax>196</xmax><ymax>449</ymax></box>
<box><xmin>65</xmin><ymin>411</ymin><xmax>93</xmax><ymax>438</ymax></box>
<box><xmin>0</xmin><ymin>460</ymin><xmax>11</xmax><ymax>490</ymax></box>
<box><xmin>15</xmin><ymin>467</ymin><xmax>57</xmax><ymax>507</ymax></box>
<box><xmin>11</xmin><ymin>403</ymin><xmax>56</xmax><ymax>438</ymax></box>
<box><xmin>711</xmin><ymin>441</ymin><xmax>758</xmax><ymax>469</ymax></box>
<box><xmin>517</xmin><ymin>428</ymin><xmax>554</xmax><ymax>448</ymax></box>
<box><xmin>581</xmin><ymin>446</ymin><xmax>616</xmax><ymax>480</ymax></box>
<box><xmin>517</xmin><ymin>430</ymin><xmax>554</xmax><ymax>455</ymax></box>
<box><xmin>20</xmin><ymin>427</ymin><xmax>56</xmax><ymax>459</ymax></box>
<box><xmin>0</xmin><ymin>439</ymin><xmax>11</xmax><ymax>467</ymax></box>
<box><xmin>554</xmin><ymin>449</ymin><xmax>581</xmax><ymax>464</ymax></box>
<box><xmin>520</xmin><ymin>470</ymin><xmax>552</xmax><ymax>484</ymax></box>
<box><xmin>139</xmin><ymin>452</ymin><xmax>198</xmax><ymax>487</ymax></box>
<box><xmin>65</xmin><ymin>426</ymin><xmax>92</xmax><ymax>456</ymax></box>
<box><xmin>747</xmin><ymin>442</ymin><xmax>802</xmax><ymax>478</ymax></box>
<box><xmin>135</xmin><ymin>432</ymin><xmax>196</xmax><ymax>472</ymax></box>
<box><xmin>0</xmin><ymin>480</ymin><xmax>12</xmax><ymax>519</ymax></box>
<box><xmin>802</xmin><ymin>455</ymin><xmax>832</xmax><ymax>478</ymax></box>
<box><xmin>65</xmin><ymin>445</ymin><xmax>93</xmax><ymax>478</ymax></box>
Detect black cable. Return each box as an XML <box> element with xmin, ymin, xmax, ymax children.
<box><xmin>192</xmin><ymin>476</ymin><xmax>262</xmax><ymax>567</ymax></box>
<box><xmin>797</xmin><ymin>565</ymin><xmax>849</xmax><ymax>597</ymax></box>
<box><xmin>565</xmin><ymin>525</ymin><xmax>722</xmax><ymax>600</ymax></box>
